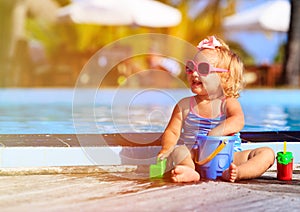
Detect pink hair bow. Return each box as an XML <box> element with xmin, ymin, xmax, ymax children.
<box><xmin>197</xmin><ymin>36</ymin><xmax>222</xmax><ymax>50</ymax></box>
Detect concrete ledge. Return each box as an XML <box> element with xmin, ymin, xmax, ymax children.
<box><xmin>1</xmin><ymin>133</ymin><xmax>299</xmax><ymax>168</ymax></box>
<box><xmin>1</xmin><ymin>143</ymin><xmax>299</xmax><ymax>168</ymax></box>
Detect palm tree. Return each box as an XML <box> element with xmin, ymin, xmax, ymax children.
<box><xmin>282</xmin><ymin>0</ymin><xmax>300</xmax><ymax>87</ymax></box>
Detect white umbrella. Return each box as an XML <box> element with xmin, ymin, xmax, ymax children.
<box><xmin>223</xmin><ymin>0</ymin><xmax>291</xmax><ymax>32</ymax></box>
<box><xmin>56</xmin><ymin>0</ymin><xmax>182</xmax><ymax>28</ymax></box>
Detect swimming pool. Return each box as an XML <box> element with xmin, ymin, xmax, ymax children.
<box><xmin>0</xmin><ymin>88</ymin><xmax>299</xmax><ymax>134</ymax></box>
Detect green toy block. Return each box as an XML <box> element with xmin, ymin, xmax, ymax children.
<box><xmin>149</xmin><ymin>158</ymin><xmax>167</xmax><ymax>178</ymax></box>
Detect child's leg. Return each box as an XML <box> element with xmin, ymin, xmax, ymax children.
<box><xmin>222</xmin><ymin>147</ymin><xmax>275</xmax><ymax>182</ymax></box>
<box><xmin>166</xmin><ymin>145</ymin><xmax>200</xmax><ymax>183</ymax></box>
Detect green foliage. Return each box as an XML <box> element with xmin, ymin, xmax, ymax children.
<box><xmin>274</xmin><ymin>43</ymin><xmax>286</xmax><ymax>64</ymax></box>
<box><xmin>54</xmin><ymin>0</ymin><xmax>71</xmax><ymax>7</ymax></box>
<box><xmin>26</xmin><ymin>18</ymin><xmax>58</xmax><ymax>56</ymax></box>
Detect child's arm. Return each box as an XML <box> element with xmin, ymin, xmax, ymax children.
<box><xmin>157</xmin><ymin>104</ymin><xmax>183</xmax><ymax>159</ymax></box>
<box><xmin>208</xmin><ymin>98</ymin><xmax>244</xmax><ymax>136</ymax></box>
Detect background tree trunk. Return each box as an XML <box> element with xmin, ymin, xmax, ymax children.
<box><xmin>282</xmin><ymin>0</ymin><xmax>300</xmax><ymax>87</ymax></box>
<box><xmin>0</xmin><ymin>0</ymin><xmax>19</xmax><ymax>86</ymax></box>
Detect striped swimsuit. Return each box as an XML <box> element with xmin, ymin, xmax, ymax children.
<box><xmin>179</xmin><ymin>97</ymin><xmax>242</xmax><ymax>152</ymax></box>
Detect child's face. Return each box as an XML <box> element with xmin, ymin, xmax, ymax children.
<box><xmin>186</xmin><ymin>51</ymin><xmax>224</xmax><ymax>98</ymax></box>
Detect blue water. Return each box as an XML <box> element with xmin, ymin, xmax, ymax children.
<box><xmin>0</xmin><ymin>88</ymin><xmax>299</xmax><ymax>134</ymax></box>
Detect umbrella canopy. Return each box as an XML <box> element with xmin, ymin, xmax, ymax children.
<box><xmin>56</xmin><ymin>0</ymin><xmax>182</xmax><ymax>28</ymax></box>
<box><xmin>223</xmin><ymin>0</ymin><xmax>291</xmax><ymax>32</ymax></box>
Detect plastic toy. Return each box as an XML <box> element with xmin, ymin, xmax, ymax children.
<box><xmin>149</xmin><ymin>158</ymin><xmax>166</xmax><ymax>178</ymax></box>
<box><xmin>194</xmin><ymin>135</ymin><xmax>237</xmax><ymax>180</ymax></box>
<box><xmin>277</xmin><ymin>141</ymin><xmax>293</xmax><ymax>181</ymax></box>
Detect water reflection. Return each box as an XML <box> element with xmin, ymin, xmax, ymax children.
<box><xmin>243</xmin><ymin>104</ymin><xmax>296</xmax><ymax>131</ymax></box>
<box><xmin>0</xmin><ymin>89</ymin><xmax>300</xmax><ymax>134</ymax></box>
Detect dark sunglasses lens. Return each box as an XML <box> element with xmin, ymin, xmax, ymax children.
<box><xmin>185</xmin><ymin>61</ymin><xmax>195</xmax><ymax>73</ymax></box>
<box><xmin>198</xmin><ymin>63</ymin><xmax>209</xmax><ymax>75</ymax></box>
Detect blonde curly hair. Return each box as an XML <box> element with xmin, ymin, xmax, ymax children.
<box><xmin>198</xmin><ymin>36</ymin><xmax>245</xmax><ymax>98</ymax></box>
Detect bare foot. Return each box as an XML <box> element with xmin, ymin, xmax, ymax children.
<box><xmin>171</xmin><ymin>165</ymin><xmax>200</xmax><ymax>183</ymax></box>
<box><xmin>222</xmin><ymin>163</ymin><xmax>239</xmax><ymax>182</ymax></box>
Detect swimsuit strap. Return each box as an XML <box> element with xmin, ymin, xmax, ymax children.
<box><xmin>189</xmin><ymin>96</ymin><xmax>195</xmax><ymax>112</ymax></box>
<box><xmin>219</xmin><ymin>96</ymin><xmax>227</xmax><ymax>116</ymax></box>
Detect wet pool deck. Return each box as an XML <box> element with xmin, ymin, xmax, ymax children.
<box><xmin>1</xmin><ymin>133</ymin><xmax>300</xmax><ymax>211</ymax></box>
<box><xmin>0</xmin><ymin>165</ymin><xmax>299</xmax><ymax>211</ymax></box>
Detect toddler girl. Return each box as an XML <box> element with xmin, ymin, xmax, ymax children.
<box><xmin>158</xmin><ymin>36</ymin><xmax>275</xmax><ymax>182</ymax></box>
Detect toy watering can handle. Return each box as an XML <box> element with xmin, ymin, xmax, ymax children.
<box><xmin>194</xmin><ymin>139</ymin><xmax>227</xmax><ymax>166</ymax></box>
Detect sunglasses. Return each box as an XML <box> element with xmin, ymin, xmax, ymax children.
<box><xmin>185</xmin><ymin>60</ymin><xmax>229</xmax><ymax>76</ymax></box>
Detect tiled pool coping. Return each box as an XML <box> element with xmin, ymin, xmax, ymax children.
<box><xmin>0</xmin><ymin>133</ymin><xmax>299</xmax><ymax>168</ymax></box>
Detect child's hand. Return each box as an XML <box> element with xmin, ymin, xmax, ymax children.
<box><xmin>157</xmin><ymin>146</ymin><xmax>175</xmax><ymax>160</ymax></box>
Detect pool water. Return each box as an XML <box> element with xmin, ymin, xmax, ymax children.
<box><xmin>239</xmin><ymin>90</ymin><xmax>300</xmax><ymax>132</ymax></box>
<box><xmin>0</xmin><ymin>89</ymin><xmax>300</xmax><ymax>134</ymax></box>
